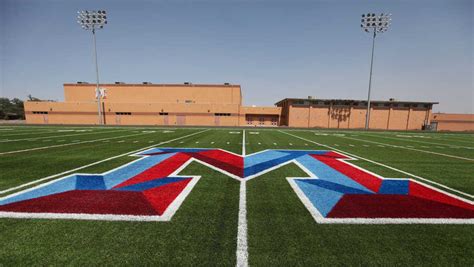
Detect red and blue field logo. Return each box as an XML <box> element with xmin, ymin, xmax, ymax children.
<box><xmin>0</xmin><ymin>148</ymin><xmax>473</xmax><ymax>223</ymax></box>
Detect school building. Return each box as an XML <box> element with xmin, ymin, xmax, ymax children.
<box><xmin>25</xmin><ymin>83</ymin><xmax>280</xmax><ymax>127</ymax></box>
<box><xmin>23</xmin><ymin>82</ymin><xmax>471</xmax><ymax>131</ymax></box>
<box><xmin>276</xmin><ymin>98</ymin><xmax>436</xmax><ymax>130</ymax></box>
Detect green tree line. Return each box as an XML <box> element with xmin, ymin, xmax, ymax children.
<box><xmin>0</xmin><ymin>97</ymin><xmax>25</xmax><ymax>120</ymax></box>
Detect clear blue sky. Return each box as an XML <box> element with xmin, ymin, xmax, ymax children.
<box><xmin>1</xmin><ymin>0</ymin><xmax>472</xmax><ymax>113</ymax></box>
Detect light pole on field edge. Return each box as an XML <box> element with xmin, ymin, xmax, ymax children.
<box><xmin>360</xmin><ymin>13</ymin><xmax>391</xmax><ymax>130</ymax></box>
<box><xmin>77</xmin><ymin>10</ymin><xmax>108</xmax><ymax>125</ymax></box>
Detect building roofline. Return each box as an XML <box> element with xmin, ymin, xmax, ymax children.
<box><xmin>64</xmin><ymin>83</ymin><xmax>241</xmax><ymax>88</ymax></box>
<box><xmin>274</xmin><ymin>98</ymin><xmax>439</xmax><ymax>106</ymax></box>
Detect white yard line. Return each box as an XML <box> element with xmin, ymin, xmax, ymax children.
<box><xmin>0</xmin><ymin>132</ymin><xmax>154</xmax><ymax>155</ymax></box>
<box><xmin>338</xmin><ymin>136</ymin><xmax>474</xmax><ymax>162</ymax></box>
<box><xmin>361</xmin><ymin>133</ymin><xmax>473</xmax><ymax>149</ymax></box>
<box><xmin>0</xmin><ymin>130</ymin><xmax>56</xmax><ymax>137</ymax></box>
<box><xmin>236</xmin><ymin>180</ymin><xmax>248</xmax><ymax>267</ymax></box>
<box><xmin>279</xmin><ymin>130</ymin><xmax>474</xmax><ymax>199</ymax></box>
<box><xmin>0</xmin><ymin>127</ymin><xmax>107</xmax><ymax>137</ymax></box>
<box><xmin>435</xmin><ymin>137</ymin><xmax>474</xmax><ymax>145</ymax></box>
<box><xmin>242</xmin><ymin>130</ymin><xmax>246</xmax><ymax>156</ymax></box>
<box><xmin>369</xmin><ymin>131</ymin><xmax>474</xmax><ymax>144</ymax></box>
<box><xmin>0</xmin><ymin>129</ymin><xmax>130</xmax><ymax>143</ymax></box>
<box><xmin>236</xmin><ymin>130</ymin><xmax>249</xmax><ymax>267</ymax></box>
<box><xmin>0</xmin><ymin>129</ymin><xmax>209</xmax><ymax>195</ymax></box>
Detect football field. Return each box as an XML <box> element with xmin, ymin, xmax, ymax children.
<box><xmin>0</xmin><ymin>125</ymin><xmax>473</xmax><ymax>265</ymax></box>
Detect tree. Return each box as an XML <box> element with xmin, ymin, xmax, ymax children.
<box><xmin>27</xmin><ymin>94</ymin><xmax>41</xmax><ymax>101</ymax></box>
<box><xmin>0</xmin><ymin>97</ymin><xmax>25</xmax><ymax>120</ymax></box>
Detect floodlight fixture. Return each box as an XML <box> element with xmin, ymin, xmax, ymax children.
<box><xmin>77</xmin><ymin>10</ymin><xmax>107</xmax><ymax>32</ymax></box>
<box><xmin>77</xmin><ymin>10</ymin><xmax>108</xmax><ymax>125</ymax></box>
<box><xmin>360</xmin><ymin>13</ymin><xmax>391</xmax><ymax>34</ymax></box>
<box><xmin>360</xmin><ymin>12</ymin><xmax>392</xmax><ymax>130</ymax></box>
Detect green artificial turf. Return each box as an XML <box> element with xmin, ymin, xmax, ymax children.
<box><xmin>246</xmin><ymin>163</ymin><xmax>474</xmax><ymax>266</ymax></box>
<box><xmin>0</xmin><ymin>125</ymin><xmax>473</xmax><ymax>266</ymax></box>
<box><xmin>0</xmin><ymin>128</ymin><xmax>200</xmax><ymax>190</ymax></box>
<box><xmin>279</xmin><ymin>130</ymin><xmax>474</xmax><ymax>196</ymax></box>
<box><xmin>0</xmin><ymin>162</ymin><xmax>240</xmax><ymax>265</ymax></box>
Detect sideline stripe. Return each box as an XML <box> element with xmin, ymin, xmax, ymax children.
<box><xmin>360</xmin><ymin>133</ymin><xmax>474</xmax><ymax>149</ymax></box>
<box><xmin>0</xmin><ymin>132</ymin><xmax>158</xmax><ymax>155</ymax></box>
<box><xmin>0</xmin><ymin>129</ymin><xmax>131</xmax><ymax>142</ymax></box>
<box><xmin>0</xmin><ymin>130</ymin><xmax>58</xmax><ymax>137</ymax></box>
<box><xmin>0</xmin><ymin>129</ymin><xmax>209</xmax><ymax>195</ymax></box>
<box><xmin>0</xmin><ymin>127</ymin><xmax>111</xmax><ymax>137</ymax></box>
<box><xmin>279</xmin><ymin>130</ymin><xmax>474</xmax><ymax>200</ymax></box>
<box><xmin>236</xmin><ymin>129</ymin><xmax>248</xmax><ymax>267</ymax></box>
<box><xmin>338</xmin><ymin>135</ymin><xmax>474</xmax><ymax>162</ymax></box>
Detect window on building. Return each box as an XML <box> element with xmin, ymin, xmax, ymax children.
<box><xmin>215</xmin><ymin>113</ymin><xmax>231</xmax><ymax>116</ymax></box>
<box><xmin>403</xmin><ymin>104</ymin><xmax>410</xmax><ymax>108</ymax></box>
<box><xmin>32</xmin><ymin>111</ymin><xmax>48</xmax><ymax>114</ymax></box>
<box><xmin>159</xmin><ymin>112</ymin><xmax>168</xmax><ymax>116</ymax></box>
<box><xmin>271</xmin><ymin>117</ymin><xmax>278</xmax><ymax>126</ymax></box>
<box><xmin>115</xmin><ymin>112</ymin><xmax>132</xmax><ymax>115</ymax></box>
<box><xmin>185</xmin><ymin>100</ymin><xmax>193</xmax><ymax>104</ymax></box>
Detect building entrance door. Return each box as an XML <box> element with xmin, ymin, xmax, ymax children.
<box><xmin>177</xmin><ymin>115</ymin><xmax>186</xmax><ymax>126</ymax></box>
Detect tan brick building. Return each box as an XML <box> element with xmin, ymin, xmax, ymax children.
<box><xmin>430</xmin><ymin>113</ymin><xmax>474</xmax><ymax>132</ymax></box>
<box><xmin>275</xmin><ymin>98</ymin><xmax>437</xmax><ymax>130</ymax></box>
<box><xmin>25</xmin><ymin>83</ymin><xmax>280</xmax><ymax>127</ymax></box>
<box><xmin>24</xmin><ymin>83</ymin><xmax>446</xmax><ymax>130</ymax></box>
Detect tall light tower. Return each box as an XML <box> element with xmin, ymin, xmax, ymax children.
<box><xmin>360</xmin><ymin>13</ymin><xmax>391</xmax><ymax>130</ymax></box>
<box><xmin>77</xmin><ymin>10</ymin><xmax>108</xmax><ymax>125</ymax></box>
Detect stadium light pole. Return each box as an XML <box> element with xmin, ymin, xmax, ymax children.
<box><xmin>360</xmin><ymin>13</ymin><xmax>391</xmax><ymax>130</ymax></box>
<box><xmin>77</xmin><ymin>10</ymin><xmax>108</xmax><ymax>125</ymax></box>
